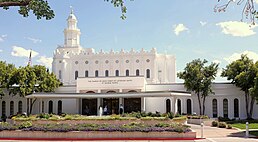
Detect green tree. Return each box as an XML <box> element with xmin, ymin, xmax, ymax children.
<box><xmin>178</xmin><ymin>59</ymin><xmax>219</xmax><ymax>115</ymax></box>
<box><xmin>8</xmin><ymin>65</ymin><xmax>61</xmax><ymax>114</ymax></box>
<box><xmin>0</xmin><ymin>61</ymin><xmax>16</xmax><ymax>97</ymax></box>
<box><xmin>221</xmin><ymin>54</ymin><xmax>257</xmax><ymax>119</ymax></box>
<box><xmin>0</xmin><ymin>0</ymin><xmax>131</xmax><ymax>20</ymax></box>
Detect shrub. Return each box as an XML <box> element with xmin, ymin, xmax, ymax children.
<box><xmin>18</xmin><ymin>121</ymin><xmax>32</xmax><ymax>129</ymax></box>
<box><xmin>167</xmin><ymin>112</ymin><xmax>174</xmax><ymax>119</ymax></box>
<box><xmin>175</xmin><ymin>113</ymin><xmax>181</xmax><ymax>118</ymax></box>
<box><xmin>211</xmin><ymin>121</ymin><xmax>218</xmax><ymax>127</ymax></box>
<box><xmin>227</xmin><ymin>124</ymin><xmax>232</xmax><ymax>129</ymax></box>
<box><xmin>218</xmin><ymin>116</ymin><xmax>230</xmax><ymax>122</ymax></box>
<box><xmin>218</xmin><ymin>122</ymin><xmax>227</xmax><ymax>128</ymax></box>
<box><xmin>37</xmin><ymin>113</ymin><xmax>50</xmax><ymax>119</ymax></box>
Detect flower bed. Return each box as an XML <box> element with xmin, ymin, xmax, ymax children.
<box><xmin>0</xmin><ymin>121</ymin><xmax>196</xmax><ymax>139</ymax></box>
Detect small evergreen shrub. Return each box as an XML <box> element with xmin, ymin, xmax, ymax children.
<box><xmin>227</xmin><ymin>124</ymin><xmax>232</xmax><ymax>129</ymax></box>
<box><xmin>218</xmin><ymin>122</ymin><xmax>227</xmax><ymax>128</ymax></box>
<box><xmin>211</xmin><ymin>121</ymin><xmax>218</xmax><ymax>127</ymax></box>
<box><xmin>18</xmin><ymin>121</ymin><xmax>32</xmax><ymax>129</ymax></box>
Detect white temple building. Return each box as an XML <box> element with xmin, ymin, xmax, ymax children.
<box><xmin>1</xmin><ymin>10</ymin><xmax>258</xmax><ymax>119</ymax></box>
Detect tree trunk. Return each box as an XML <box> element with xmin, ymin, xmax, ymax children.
<box><xmin>245</xmin><ymin>92</ymin><xmax>251</xmax><ymax>119</ymax></box>
<box><xmin>249</xmin><ymin>96</ymin><xmax>255</xmax><ymax>119</ymax></box>
<box><xmin>202</xmin><ymin>96</ymin><xmax>206</xmax><ymax>115</ymax></box>
<box><xmin>29</xmin><ymin>98</ymin><xmax>37</xmax><ymax>115</ymax></box>
<box><xmin>197</xmin><ymin>92</ymin><xmax>202</xmax><ymax>115</ymax></box>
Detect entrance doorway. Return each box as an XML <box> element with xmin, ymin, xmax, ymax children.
<box><xmin>103</xmin><ymin>98</ymin><xmax>119</xmax><ymax>114</ymax></box>
<box><xmin>124</xmin><ymin>98</ymin><xmax>141</xmax><ymax>113</ymax></box>
<box><xmin>82</xmin><ymin>99</ymin><xmax>97</xmax><ymax>115</ymax></box>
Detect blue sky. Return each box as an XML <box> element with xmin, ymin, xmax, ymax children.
<box><xmin>1</xmin><ymin>0</ymin><xmax>258</xmax><ymax>82</ymax></box>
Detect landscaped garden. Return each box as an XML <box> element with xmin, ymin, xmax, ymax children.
<box><xmin>0</xmin><ymin>112</ymin><xmax>196</xmax><ymax>139</ymax></box>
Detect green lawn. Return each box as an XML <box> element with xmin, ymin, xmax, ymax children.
<box><xmin>231</xmin><ymin>123</ymin><xmax>258</xmax><ymax>129</ymax></box>
<box><xmin>250</xmin><ymin>131</ymin><xmax>258</xmax><ymax>137</ymax></box>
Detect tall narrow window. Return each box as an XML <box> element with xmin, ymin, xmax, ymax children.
<box><xmin>58</xmin><ymin>70</ymin><xmax>62</xmax><ymax>80</ymax></box>
<box><xmin>85</xmin><ymin>70</ymin><xmax>88</xmax><ymax>77</ymax></box>
<box><xmin>49</xmin><ymin>100</ymin><xmax>53</xmax><ymax>114</ymax></box>
<box><xmin>136</xmin><ymin>69</ymin><xmax>140</xmax><ymax>76</ymax></box>
<box><xmin>115</xmin><ymin>70</ymin><xmax>119</xmax><ymax>76</ymax></box>
<box><xmin>105</xmin><ymin>70</ymin><xmax>109</xmax><ymax>77</ymax></box>
<box><xmin>58</xmin><ymin>100</ymin><xmax>62</xmax><ymax>115</ymax></box>
<box><xmin>166</xmin><ymin>99</ymin><xmax>171</xmax><ymax>113</ymax></box>
<box><xmin>177</xmin><ymin>99</ymin><xmax>181</xmax><ymax>115</ymax></box>
<box><xmin>10</xmin><ymin>101</ymin><xmax>14</xmax><ymax>116</ymax></box>
<box><xmin>42</xmin><ymin>101</ymin><xmax>44</xmax><ymax>113</ymax></box>
<box><xmin>223</xmin><ymin>99</ymin><xmax>228</xmax><ymax>118</ymax></box>
<box><xmin>126</xmin><ymin>70</ymin><xmax>129</xmax><ymax>76</ymax></box>
<box><xmin>234</xmin><ymin>98</ymin><xmax>239</xmax><ymax>118</ymax></box>
<box><xmin>18</xmin><ymin>101</ymin><xmax>22</xmax><ymax>113</ymax></box>
<box><xmin>186</xmin><ymin>99</ymin><xmax>192</xmax><ymax>115</ymax></box>
<box><xmin>95</xmin><ymin>70</ymin><xmax>99</xmax><ymax>77</ymax></box>
<box><xmin>146</xmin><ymin>69</ymin><xmax>150</xmax><ymax>78</ymax></box>
<box><xmin>75</xmin><ymin>71</ymin><xmax>78</xmax><ymax>80</ymax></box>
<box><xmin>212</xmin><ymin>99</ymin><xmax>218</xmax><ymax>118</ymax></box>
<box><xmin>2</xmin><ymin>101</ymin><xmax>6</xmax><ymax>116</ymax></box>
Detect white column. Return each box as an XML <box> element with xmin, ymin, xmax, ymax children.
<box><xmin>141</xmin><ymin>97</ymin><xmax>146</xmax><ymax>112</ymax></box>
<box><xmin>97</xmin><ymin>90</ymin><xmax>101</xmax><ymax>115</ymax></box>
<box><xmin>39</xmin><ymin>99</ymin><xmax>42</xmax><ymax>113</ymax></box>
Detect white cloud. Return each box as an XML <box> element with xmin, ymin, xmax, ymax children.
<box><xmin>0</xmin><ymin>35</ymin><xmax>7</xmax><ymax>42</ymax></box>
<box><xmin>255</xmin><ymin>0</ymin><xmax>258</xmax><ymax>4</ymax></box>
<box><xmin>36</xmin><ymin>56</ymin><xmax>53</xmax><ymax>68</ymax></box>
<box><xmin>213</xmin><ymin>60</ymin><xmax>221</xmax><ymax>64</ymax></box>
<box><xmin>174</xmin><ymin>24</ymin><xmax>188</xmax><ymax>35</ymax></box>
<box><xmin>25</xmin><ymin>37</ymin><xmax>42</xmax><ymax>43</ymax></box>
<box><xmin>200</xmin><ymin>21</ymin><xmax>207</xmax><ymax>26</ymax></box>
<box><xmin>216</xmin><ymin>21</ymin><xmax>257</xmax><ymax>37</ymax></box>
<box><xmin>224</xmin><ymin>50</ymin><xmax>258</xmax><ymax>63</ymax></box>
<box><xmin>11</xmin><ymin>46</ymin><xmax>39</xmax><ymax>58</ymax></box>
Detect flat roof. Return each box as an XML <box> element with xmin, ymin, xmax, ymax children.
<box><xmin>26</xmin><ymin>90</ymin><xmax>191</xmax><ymax>99</ymax></box>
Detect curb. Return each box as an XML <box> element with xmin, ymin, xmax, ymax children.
<box><xmin>0</xmin><ymin>137</ymin><xmax>205</xmax><ymax>141</ymax></box>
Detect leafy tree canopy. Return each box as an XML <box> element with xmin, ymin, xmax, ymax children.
<box><xmin>221</xmin><ymin>54</ymin><xmax>258</xmax><ymax>119</ymax></box>
<box><xmin>178</xmin><ymin>59</ymin><xmax>218</xmax><ymax>115</ymax></box>
<box><xmin>0</xmin><ymin>0</ymin><xmax>132</xmax><ymax>20</ymax></box>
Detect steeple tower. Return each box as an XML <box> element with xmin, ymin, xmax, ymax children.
<box><xmin>64</xmin><ymin>7</ymin><xmax>81</xmax><ymax>47</ymax></box>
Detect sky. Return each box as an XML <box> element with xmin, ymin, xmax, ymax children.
<box><xmin>1</xmin><ymin>0</ymin><xmax>258</xmax><ymax>82</ymax></box>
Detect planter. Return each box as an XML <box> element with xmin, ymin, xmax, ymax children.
<box><xmin>0</xmin><ymin>130</ymin><xmax>196</xmax><ymax>139</ymax></box>
<box><xmin>13</xmin><ymin>119</ymin><xmax>184</xmax><ymax>125</ymax></box>
<box><xmin>187</xmin><ymin>119</ymin><xmax>213</xmax><ymax>125</ymax></box>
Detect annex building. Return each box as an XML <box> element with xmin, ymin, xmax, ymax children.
<box><xmin>1</xmin><ymin>10</ymin><xmax>258</xmax><ymax>119</ymax></box>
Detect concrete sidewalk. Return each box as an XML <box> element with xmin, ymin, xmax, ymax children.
<box><xmin>188</xmin><ymin>124</ymin><xmax>258</xmax><ymax>142</ymax></box>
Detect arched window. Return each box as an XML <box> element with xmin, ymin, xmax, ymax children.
<box><xmin>223</xmin><ymin>99</ymin><xmax>228</xmax><ymax>118</ymax></box>
<box><xmin>95</xmin><ymin>70</ymin><xmax>99</xmax><ymax>77</ymax></box>
<box><xmin>187</xmin><ymin>99</ymin><xmax>192</xmax><ymax>115</ymax></box>
<box><xmin>75</xmin><ymin>70</ymin><xmax>78</xmax><ymax>80</ymax></box>
<box><xmin>48</xmin><ymin>100</ymin><xmax>53</xmax><ymax>114</ymax></box>
<box><xmin>58</xmin><ymin>70</ymin><xmax>62</xmax><ymax>80</ymax></box>
<box><xmin>10</xmin><ymin>101</ymin><xmax>14</xmax><ymax>116</ymax></box>
<box><xmin>146</xmin><ymin>69</ymin><xmax>150</xmax><ymax>78</ymax></box>
<box><xmin>177</xmin><ymin>99</ymin><xmax>181</xmax><ymax>115</ymax></box>
<box><xmin>105</xmin><ymin>70</ymin><xmax>109</xmax><ymax>77</ymax></box>
<box><xmin>212</xmin><ymin>99</ymin><xmax>218</xmax><ymax>118</ymax></box>
<box><xmin>126</xmin><ymin>70</ymin><xmax>129</xmax><ymax>76</ymax></box>
<box><xmin>234</xmin><ymin>98</ymin><xmax>239</xmax><ymax>118</ymax></box>
<box><xmin>42</xmin><ymin>101</ymin><xmax>44</xmax><ymax>113</ymax></box>
<box><xmin>115</xmin><ymin>70</ymin><xmax>119</xmax><ymax>76</ymax></box>
<box><xmin>85</xmin><ymin>70</ymin><xmax>89</xmax><ymax>77</ymax></box>
<box><xmin>136</xmin><ymin>69</ymin><xmax>140</xmax><ymax>76</ymax></box>
<box><xmin>166</xmin><ymin>99</ymin><xmax>171</xmax><ymax>113</ymax></box>
<box><xmin>2</xmin><ymin>101</ymin><xmax>6</xmax><ymax>116</ymax></box>
<box><xmin>18</xmin><ymin>101</ymin><xmax>22</xmax><ymax>113</ymax></box>
<box><xmin>58</xmin><ymin>100</ymin><xmax>62</xmax><ymax>115</ymax></box>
